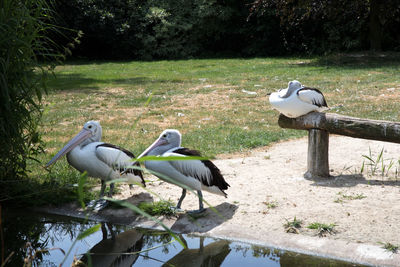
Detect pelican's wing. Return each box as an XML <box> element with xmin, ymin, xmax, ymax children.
<box><xmin>297</xmin><ymin>87</ymin><xmax>328</xmax><ymax>107</ymax></box>
<box><xmin>95</xmin><ymin>143</ymin><xmax>144</xmax><ymax>180</ymax></box>
<box><xmin>165</xmin><ymin>148</ymin><xmax>229</xmax><ymax>191</ymax></box>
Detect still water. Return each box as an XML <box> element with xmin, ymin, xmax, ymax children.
<box><xmin>3</xmin><ymin>210</ymin><xmax>364</xmax><ymax>266</ymax></box>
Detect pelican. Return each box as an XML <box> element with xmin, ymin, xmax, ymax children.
<box><xmin>269</xmin><ymin>80</ymin><xmax>328</xmax><ymax>118</ymax></box>
<box><xmin>46</xmin><ymin>121</ymin><xmax>145</xmax><ymax>198</ymax></box>
<box><xmin>137</xmin><ymin>129</ymin><xmax>229</xmax><ymax>213</ymax></box>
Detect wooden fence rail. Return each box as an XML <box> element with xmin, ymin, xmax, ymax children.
<box><xmin>278</xmin><ymin>112</ymin><xmax>400</xmax><ymax>178</ymax></box>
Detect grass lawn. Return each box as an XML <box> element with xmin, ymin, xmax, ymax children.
<box><xmin>22</xmin><ymin>53</ymin><xmax>400</xmax><ymax>205</ymax></box>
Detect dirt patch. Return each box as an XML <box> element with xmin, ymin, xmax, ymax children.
<box><xmin>172</xmin><ymin>90</ymin><xmax>237</xmax><ymax>110</ymax></box>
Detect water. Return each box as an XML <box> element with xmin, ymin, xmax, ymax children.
<box><xmin>2</xmin><ymin>210</ymin><xmax>365</xmax><ymax>266</ymax></box>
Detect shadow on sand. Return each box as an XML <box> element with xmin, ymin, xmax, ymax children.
<box><xmin>305</xmin><ymin>173</ymin><xmax>400</xmax><ymax>188</ymax></box>
<box><xmin>170</xmin><ymin>202</ymin><xmax>238</xmax><ymax>233</ymax></box>
<box><xmin>96</xmin><ymin>193</ymin><xmax>238</xmax><ymax>233</ymax></box>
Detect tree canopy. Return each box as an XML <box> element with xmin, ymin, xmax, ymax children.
<box><xmin>54</xmin><ymin>0</ymin><xmax>400</xmax><ymax>59</ymax></box>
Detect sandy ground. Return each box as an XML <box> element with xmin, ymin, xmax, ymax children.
<box><xmin>44</xmin><ymin>135</ymin><xmax>400</xmax><ymax>266</ymax></box>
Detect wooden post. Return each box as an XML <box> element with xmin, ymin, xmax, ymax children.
<box><xmin>305</xmin><ymin>129</ymin><xmax>329</xmax><ymax>178</ymax></box>
<box><xmin>278</xmin><ymin>112</ymin><xmax>400</xmax><ymax>178</ymax></box>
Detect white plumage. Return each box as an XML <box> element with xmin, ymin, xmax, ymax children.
<box><xmin>137</xmin><ymin>129</ymin><xmax>229</xmax><ymax>213</ymax></box>
<box><xmin>269</xmin><ymin>80</ymin><xmax>329</xmax><ymax>118</ymax></box>
<box><xmin>46</xmin><ymin>121</ymin><xmax>145</xmax><ymax>197</ymax></box>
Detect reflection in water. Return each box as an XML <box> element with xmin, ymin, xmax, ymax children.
<box><xmin>2</xmin><ymin>210</ymin><xmax>367</xmax><ymax>267</ymax></box>
<box><xmin>77</xmin><ymin>223</ymin><xmax>144</xmax><ymax>267</ymax></box>
<box><xmin>163</xmin><ymin>237</ymin><xmax>231</xmax><ymax>267</ymax></box>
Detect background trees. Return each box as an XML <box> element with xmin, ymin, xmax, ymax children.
<box><xmin>251</xmin><ymin>0</ymin><xmax>400</xmax><ymax>54</ymax></box>
<box><xmin>55</xmin><ymin>0</ymin><xmax>400</xmax><ymax>59</ymax></box>
<box><xmin>54</xmin><ymin>0</ymin><xmax>284</xmax><ymax>59</ymax></box>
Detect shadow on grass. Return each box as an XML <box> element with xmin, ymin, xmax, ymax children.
<box><xmin>291</xmin><ymin>52</ymin><xmax>400</xmax><ymax>69</ymax></box>
<box><xmin>47</xmin><ymin>73</ymin><xmax>100</xmax><ymax>92</ymax></box>
<box><xmin>48</xmin><ymin>73</ymin><xmax>185</xmax><ymax>92</ymax></box>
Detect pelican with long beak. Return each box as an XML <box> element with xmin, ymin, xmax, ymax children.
<box><xmin>46</xmin><ymin>121</ymin><xmax>145</xmax><ymax>198</ymax></box>
<box><xmin>269</xmin><ymin>80</ymin><xmax>329</xmax><ymax>118</ymax></box>
<box><xmin>137</xmin><ymin>129</ymin><xmax>229</xmax><ymax>213</ymax></box>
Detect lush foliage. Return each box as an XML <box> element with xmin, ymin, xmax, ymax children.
<box><xmin>251</xmin><ymin>0</ymin><xmax>400</xmax><ymax>54</ymax></box>
<box><xmin>0</xmin><ymin>0</ymin><xmax>51</xmax><ymax>179</ymax></box>
<box><xmin>54</xmin><ymin>0</ymin><xmax>400</xmax><ymax>59</ymax></box>
<box><xmin>0</xmin><ymin>0</ymin><xmax>75</xmax><ymax>204</ymax></box>
<box><xmin>55</xmin><ymin>0</ymin><xmax>282</xmax><ymax>59</ymax></box>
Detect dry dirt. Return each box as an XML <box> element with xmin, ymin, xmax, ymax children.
<box><xmin>45</xmin><ymin>135</ymin><xmax>400</xmax><ymax>266</ymax></box>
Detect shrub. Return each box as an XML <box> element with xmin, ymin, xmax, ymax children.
<box><xmin>0</xmin><ymin>0</ymin><xmax>64</xmax><ymax>183</ymax></box>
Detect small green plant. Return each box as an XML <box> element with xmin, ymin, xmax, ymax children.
<box><xmin>138</xmin><ymin>200</ymin><xmax>176</xmax><ymax>216</ymax></box>
<box><xmin>379</xmin><ymin>242</ymin><xmax>399</xmax><ymax>253</ymax></box>
<box><xmin>334</xmin><ymin>191</ymin><xmax>366</xmax><ymax>203</ymax></box>
<box><xmin>284</xmin><ymin>217</ymin><xmax>302</xmax><ymax>234</ymax></box>
<box><xmin>263</xmin><ymin>201</ymin><xmax>278</xmax><ymax>209</ymax></box>
<box><xmin>361</xmin><ymin>147</ymin><xmax>397</xmax><ymax>178</ymax></box>
<box><xmin>307</xmin><ymin>222</ymin><xmax>337</xmax><ymax>237</ymax></box>
<box><xmin>333</xmin><ymin>198</ymin><xmax>343</xmax><ymax>204</ymax></box>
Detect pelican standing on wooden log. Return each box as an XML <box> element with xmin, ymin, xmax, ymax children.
<box><xmin>269</xmin><ymin>80</ymin><xmax>329</xmax><ymax>118</ymax></box>
<box><xmin>46</xmin><ymin>121</ymin><xmax>145</xmax><ymax>198</ymax></box>
<box><xmin>136</xmin><ymin>129</ymin><xmax>229</xmax><ymax>213</ymax></box>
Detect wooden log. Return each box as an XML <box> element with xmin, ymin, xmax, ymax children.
<box><xmin>304</xmin><ymin>129</ymin><xmax>330</xmax><ymax>178</ymax></box>
<box><xmin>278</xmin><ymin>112</ymin><xmax>400</xmax><ymax>144</ymax></box>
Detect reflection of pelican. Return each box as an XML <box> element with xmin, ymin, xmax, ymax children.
<box><xmin>163</xmin><ymin>237</ymin><xmax>231</xmax><ymax>267</ymax></box>
<box><xmin>77</xmin><ymin>223</ymin><xmax>143</xmax><ymax>267</ymax></box>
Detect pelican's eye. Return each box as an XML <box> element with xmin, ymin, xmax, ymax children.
<box><xmin>162</xmin><ymin>134</ymin><xmax>167</xmax><ymax>138</ymax></box>
<box><xmin>88</xmin><ymin>125</ymin><xmax>93</xmax><ymax>129</ymax></box>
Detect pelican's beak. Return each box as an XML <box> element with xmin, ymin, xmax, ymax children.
<box><xmin>45</xmin><ymin>128</ymin><xmax>92</xmax><ymax>168</ymax></box>
<box><xmin>136</xmin><ymin>137</ymin><xmax>168</xmax><ymax>159</ymax></box>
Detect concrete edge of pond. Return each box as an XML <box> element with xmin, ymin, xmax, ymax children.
<box><xmin>136</xmin><ymin>220</ymin><xmax>400</xmax><ymax>267</ymax></box>
<box><xmin>35</xmin><ymin>205</ymin><xmax>400</xmax><ymax>267</ymax></box>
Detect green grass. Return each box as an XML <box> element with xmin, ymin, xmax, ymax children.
<box><xmin>361</xmin><ymin>147</ymin><xmax>400</xmax><ymax>178</ymax></box>
<box><xmin>334</xmin><ymin>192</ymin><xmax>367</xmax><ymax>203</ymax></box>
<box><xmin>379</xmin><ymin>242</ymin><xmax>399</xmax><ymax>253</ymax></box>
<box><xmin>263</xmin><ymin>200</ymin><xmax>278</xmax><ymax>209</ymax></box>
<box><xmin>284</xmin><ymin>217</ymin><xmax>303</xmax><ymax>234</ymax></box>
<box><xmin>16</xmin><ymin>54</ymin><xmax>400</xmax><ymax>206</ymax></box>
<box><xmin>137</xmin><ymin>200</ymin><xmax>176</xmax><ymax>216</ymax></box>
<box><xmin>307</xmin><ymin>222</ymin><xmax>337</xmax><ymax>236</ymax></box>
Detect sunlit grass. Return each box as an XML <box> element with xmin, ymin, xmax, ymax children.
<box><xmin>23</xmin><ymin>54</ymin><xmax>400</xmax><ymax>205</ymax></box>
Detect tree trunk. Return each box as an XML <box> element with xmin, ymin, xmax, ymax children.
<box><xmin>369</xmin><ymin>0</ymin><xmax>382</xmax><ymax>51</ymax></box>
